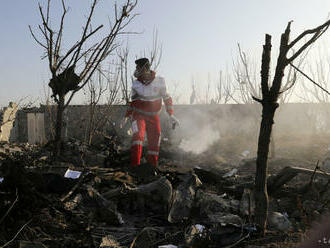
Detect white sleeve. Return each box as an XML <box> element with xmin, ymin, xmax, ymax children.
<box><xmin>159</xmin><ymin>78</ymin><xmax>170</xmax><ymax>99</ymax></box>
<box><xmin>131</xmin><ymin>82</ymin><xmax>138</xmax><ymax>100</ymax></box>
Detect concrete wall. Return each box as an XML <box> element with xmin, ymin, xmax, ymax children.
<box><xmin>27</xmin><ymin>113</ymin><xmax>46</xmax><ymax>144</ymax></box>
<box><xmin>5</xmin><ymin>103</ymin><xmax>330</xmax><ymax>144</ymax></box>
<box><xmin>0</xmin><ymin>102</ymin><xmax>18</xmax><ymax>142</ymax></box>
<box><xmin>13</xmin><ymin>107</ymin><xmax>46</xmax><ymax>144</ymax></box>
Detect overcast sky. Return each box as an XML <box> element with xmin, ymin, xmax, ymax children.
<box><xmin>1</xmin><ymin>0</ymin><xmax>330</xmax><ymax>106</ymax></box>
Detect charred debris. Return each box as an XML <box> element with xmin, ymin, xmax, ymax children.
<box><xmin>0</xmin><ymin>134</ymin><xmax>330</xmax><ymax>248</ymax></box>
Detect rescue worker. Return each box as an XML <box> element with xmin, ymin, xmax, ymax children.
<box><xmin>123</xmin><ymin>58</ymin><xmax>179</xmax><ymax>167</ymax></box>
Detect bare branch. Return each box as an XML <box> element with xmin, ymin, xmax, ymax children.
<box><xmin>150</xmin><ymin>28</ymin><xmax>162</xmax><ymax>70</ymax></box>
<box><xmin>54</xmin><ymin>0</ymin><xmax>67</xmax><ymax>65</ymax></box>
<box><xmin>30</xmin><ymin>0</ymin><xmax>138</xmax><ymax>154</ymax></box>
<box><xmin>288</xmin><ymin>19</ymin><xmax>330</xmax><ymax>49</ymax></box>
<box><xmin>57</xmin><ymin>24</ymin><xmax>103</xmax><ymax>70</ymax></box>
<box><xmin>288</xmin><ymin>19</ymin><xmax>330</xmax><ymax>63</ymax></box>
<box><xmin>290</xmin><ymin>62</ymin><xmax>330</xmax><ymax>96</ymax></box>
<box><xmin>73</xmin><ymin>0</ymin><xmax>99</xmax><ymax>65</ymax></box>
<box><xmin>28</xmin><ymin>25</ymin><xmax>47</xmax><ymax>49</ymax></box>
<box><xmin>238</xmin><ymin>43</ymin><xmax>258</xmax><ymax>97</ymax></box>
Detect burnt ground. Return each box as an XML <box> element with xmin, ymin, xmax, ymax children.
<box><xmin>1</xmin><ymin>134</ymin><xmax>330</xmax><ymax>248</ymax></box>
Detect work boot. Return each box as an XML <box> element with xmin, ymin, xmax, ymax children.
<box><xmin>142</xmin><ymin>163</ymin><xmax>160</xmax><ymax>183</ymax></box>
<box><xmin>142</xmin><ymin>162</ymin><xmax>157</xmax><ymax>173</ymax></box>
<box><xmin>128</xmin><ymin>163</ymin><xmax>159</xmax><ymax>183</ymax></box>
<box><xmin>127</xmin><ymin>166</ymin><xmax>143</xmax><ymax>178</ymax></box>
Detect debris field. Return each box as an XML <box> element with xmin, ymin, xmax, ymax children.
<box><xmin>1</xmin><ymin>136</ymin><xmax>330</xmax><ymax>248</ymax></box>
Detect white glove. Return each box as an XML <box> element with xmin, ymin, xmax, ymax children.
<box><xmin>170</xmin><ymin>115</ymin><xmax>180</xmax><ymax>129</ymax></box>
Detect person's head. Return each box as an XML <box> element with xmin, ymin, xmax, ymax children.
<box><xmin>134</xmin><ymin>58</ymin><xmax>151</xmax><ymax>78</ymax></box>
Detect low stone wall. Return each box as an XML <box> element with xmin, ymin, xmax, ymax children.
<box><xmin>7</xmin><ymin>103</ymin><xmax>330</xmax><ymax>145</ymax></box>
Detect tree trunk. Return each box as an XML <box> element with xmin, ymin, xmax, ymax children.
<box><xmin>55</xmin><ymin>94</ymin><xmax>65</xmax><ymax>156</ymax></box>
<box><xmin>253</xmin><ymin>19</ymin><xmax>330</xmax><ymax>236</ymax></box>
<box><xmin>270</xmin><ymin>132</ymin><xmax>275</xmax><ymax>158</ymax></box>
<box><xmin>254</xmin><ymin>102</ymin><xmax>278</xmax><ymax>233</ymax></box>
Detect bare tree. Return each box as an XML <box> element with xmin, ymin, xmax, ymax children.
<box><xmin>169</xmin><ymin>81</ymin><xmax>184</xmax><ymax>104</ymax></box>
<box><xmin>232</xmin><ymin>44</ymin><xmax>260</xmax><ymax>103</ymax></box>
<box><xmin>106</xmin><ymin>67</ymin><xmax>122</xmax><ymax>106</ymax></box>
<box><xmin>29</xmin><ymin>0</ymin><xmax>137</xmax><ymax>156</ymax></box>
<box><xmin>84</xmin><ymin>69</ymin><xmax>107</xmax><ymax>145</ymax></box>
<box><xmin>298</xmin><ymin>44</ymin><xmax>330</xmax><ymax>103</ymax></box>
<box><xmin>233</xmin><ymin>43</ymin><xmax>300</xmax><ymax>104</ymax></box>
<box><xmin>291</xmin><ymin>48</ymin><xmax>330</xmax><ymax>135</ymax></box>
<box><xmin>82</xmin><ymin>62</ymin><xmax>122</xmax><ymax>145</ymax></box>
<box><xmin>140</xmin><ymin>28</ymin><xmax>163</xmax><ymax>71</ymax></box>
<box><xmin>117</xmin><ymin>46</ymin><xmax>131</xmax><ymax>104</ymax></box>
<box><xmin>189</xmin><ymin>76</ymin><xmax>213</xmax><ymax>104</ymax></box>
<box><xmin>190</xmin><ymin>81</ymin><xmax>197</xmax><ymax>104</ymax></box>
<box><xmin>205</xmin><ymin>73</ymin><xmax>212</xmax><ymax>104</ymax></box>
<box><xmin>253</xmin><ymin>19</ymin><xmax>330</xmax><ymax>234</ymax></box>
<box><xmin>189</xmin><ymin>70</ymin><xmax>234</xmax><ymax>105</ymax></box>
<box><xmin>233</xmin><ymin>44</ymin><xmax>306</xmax><ymax>158</ymax></box>
<box><xmin>214</xmin><ymin>70</ymin><xmax>234</xmax><ymax>104</ymax></box>
<box><xmin>118</xmin><ymin>29</ymin><xmax>163</xmax><ymax>105</ymax></box>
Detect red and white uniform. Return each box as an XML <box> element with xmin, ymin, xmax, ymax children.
<box><xmin>125</xmin><ymin>74</ymin><xmax>173</xmax><ymax>167</ymax></box>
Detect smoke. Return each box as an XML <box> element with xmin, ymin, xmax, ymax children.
<box><xmin>179</xmin><ymin>123</ymin><xmax>220</xmax><ymax>154</ymax></box>
<box><xmin>168</xmin><ymin>105</ymin><xmax>223</xmax><ymax>154</ymax></box>
<box><xmin>165</xmin><ymin>103</ymin><xmax>330</xmax><ymax>162</ymax></box>
<box><xmin>166</xmin><ymin>104</ymin><xmax>261</xmax><ymax>156</ymax></box>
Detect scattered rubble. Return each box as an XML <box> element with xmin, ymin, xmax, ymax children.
<box><xmin>168</xmin><ymin>173</ymin><xmax>201</xmax><ymax>223</ymax></box>
<box><xmin>267</xmin><ymin>212</ymin><xmax>292</xmax><ymax>232</ymax></box>
<box><xmin>1</xmin><ymin>138</ymin><xmax>330</xmax><ymax>247</ymax></box>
